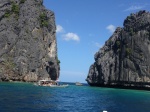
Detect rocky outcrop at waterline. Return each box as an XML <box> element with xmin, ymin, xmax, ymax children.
<box><xmin>0</xmin><ymin>0</ymin><xmax>60</xmax><ymax>82</ymax></box>
<box><xmin>86</xmin><ymin>10</ymin><xmax>150</xmax><ymax>89</ymax></box>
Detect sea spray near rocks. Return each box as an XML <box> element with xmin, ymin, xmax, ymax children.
<box><xmin>0</xmin><ymin>0</ymin><xmax>60</xmax><ymax>81</ymax></box>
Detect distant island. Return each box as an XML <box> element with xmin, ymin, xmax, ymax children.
<box><xmin>0</xmin><ymin>0</ymin><xmax>60</xmax><ymax>82</ymax></box>
<box><xmin>86</xmin><ymin>10</ymin><xmax>150</xmax><ymax>90</ymax></box>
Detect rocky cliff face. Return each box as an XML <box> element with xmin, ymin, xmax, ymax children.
<box><xmin>0</xmin><ymin>0</ymin><xmax>60</xmax><ymax>82</ymax></box>
<box><xmin>86</xmin><ymin>10</ymin><xmax>150</xmax><ymax>88</ymax></box>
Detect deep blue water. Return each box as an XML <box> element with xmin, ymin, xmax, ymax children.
<box><xmin>0</xmin><ymin>82</ymin><xmax>150</xmax><ymax>112</ymax></box>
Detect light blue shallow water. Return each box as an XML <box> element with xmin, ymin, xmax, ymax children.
<box><xmin>0</xmin><ymin>82</ymin><xmax>150</xmax><ymax>112</ymax></box>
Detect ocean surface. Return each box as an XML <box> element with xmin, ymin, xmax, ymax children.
<box><xmin>0</xmin><ymin>82</ymin><xmax>150</xmax><ymax>112</ymax></box>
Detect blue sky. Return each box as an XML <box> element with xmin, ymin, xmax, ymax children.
<box><xmin>43</xmin><ymin>0</ymin><xmax>150</xmax><ymax>83</ymax></box>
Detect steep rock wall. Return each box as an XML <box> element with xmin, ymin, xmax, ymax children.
<box><xmin>86</xmin><ymin>11</ymin><xmax>150</xmax><ymax>89</ymax></box>
<box><xmin>0</xmin><ymin>0</ymin><xmax>60</xmax><ymax>82</ymax></box>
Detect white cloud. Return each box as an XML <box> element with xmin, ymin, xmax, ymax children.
<box><xmin>106</xmin><ymin>24</ymin><xmax>116</xmax><ymax>33</ymax></box>
<box><xmin>56</xmin><ymin>25</ymin><xmax>64</xmax><ymax>33</ymax></box>
<box><xmin>63</xmin><ymin>33</ymin><xmax>80</xmax><ymax>42</ymax></box>
<box><xmin>124</xmin><ymin>5</ymin><xmax>144</xmax><ymax>11</ymax></box>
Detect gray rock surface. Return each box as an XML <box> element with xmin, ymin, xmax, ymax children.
<box><xmin>86</xmin><ymin>10</ymin><xmax>150</xmax><ymax>88</ymax></box>
<box><xmin>0</xmin><ymin>0</ymin><xmax>60</xmax><ymax>82</ymax></box>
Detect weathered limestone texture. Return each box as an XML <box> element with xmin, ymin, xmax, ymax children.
<box><xmin>86</xmin><ymin>11</ymin><xmax>150</xmax><ymax>89</ymax></box>
<box><xmin>0</xmin><ymin>0</ymin><xmax>60</xmax><ymax>82</ymax></box>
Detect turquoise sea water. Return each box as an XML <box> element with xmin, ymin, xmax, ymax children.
<box><xmin>0</xmin><ymin>82</ymin><xmax>150</xmax><ymax>112</ymax></box>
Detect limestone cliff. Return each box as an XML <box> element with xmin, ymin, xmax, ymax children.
<box><xmin>86</xmin><ymin>10</ymin><xmax>150</xmax><ymax>89</ymax></box>
<box><xmin>0</xmin><ymin>0</ymin><xmax>60</xmax><ymax>82</ymax></box>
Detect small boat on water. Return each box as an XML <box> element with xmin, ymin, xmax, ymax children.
<box><xmin>75</xmin><ymin>82</ymin><xmax>83</xmax><ymax>86</ymax></box>
<box><xmin>38</xmin><ymin>80</ymin><xmax>69</xmax><ymax>88</ymax></box>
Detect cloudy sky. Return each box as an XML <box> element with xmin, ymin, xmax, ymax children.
<box><xmin>44</xmin><ymin>0</ymin><xmax>150</xmax><ymax>83</ymax></box>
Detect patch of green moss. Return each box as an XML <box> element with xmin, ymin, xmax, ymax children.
<box><xmin>126</xmin><ymin>48</ymin><xmax>132</xmax><ymax>57</ymax></box>
<box><xmin>129</xmin><ymin>28</ymin><xmax>135</xmax><ymax>36</ymax></box>
<box><xmin>12</xmin><ymin>3</ymin><xmax>19</xmax><ymax>15</ymax></box>
<box><xmin>56</xmin><ymin>56</ymin><xmax>60</xmax><ymax>64</ymax></box>
<box><xmin>41</xmin><ymin>21</ymin><xmax>48</xmax><ymax>27</ymax></box>
<box><xmin>116</xmin><ymin>40</ymin><xmax>120</xmax><ymax>47</ymax></box>
<box><xmin>4</xmin><ymin>10</ymin><xmax>11</xmax><ymax>18</ymax></box>
<box><xmin>39</xmin><ymin>13</ymin><xmax>49</xmax><ymax>27</ymax></box>
<box><xmin>57</xmin><ymin>60</ymin><xmax>60</xmax><ymax>64</ymax></box>
<box><xmin>126</xmin><ymin>16</ymin><xmax>130</xmax><ymax>20</ymax></box>
<box><xmin>10</xmin><ymin>2</ymin><xmax>20</xmax><ymax>20</ymax></box>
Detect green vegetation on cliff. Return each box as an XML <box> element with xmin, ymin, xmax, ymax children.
<box><xmin>39</xmin><ymin>13</ymin><xmax>49</xmax><ymax>27</ymax></box>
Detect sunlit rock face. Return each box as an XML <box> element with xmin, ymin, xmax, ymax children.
<box><xmin>86</xmin><ymin>11</ymin><xmax>150</xmax><ymax>89</ymax></box>
<box><xmin>0</xmin><ymin>0</ymin><xmax>60</xmax><ymax>82</ymax></box>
